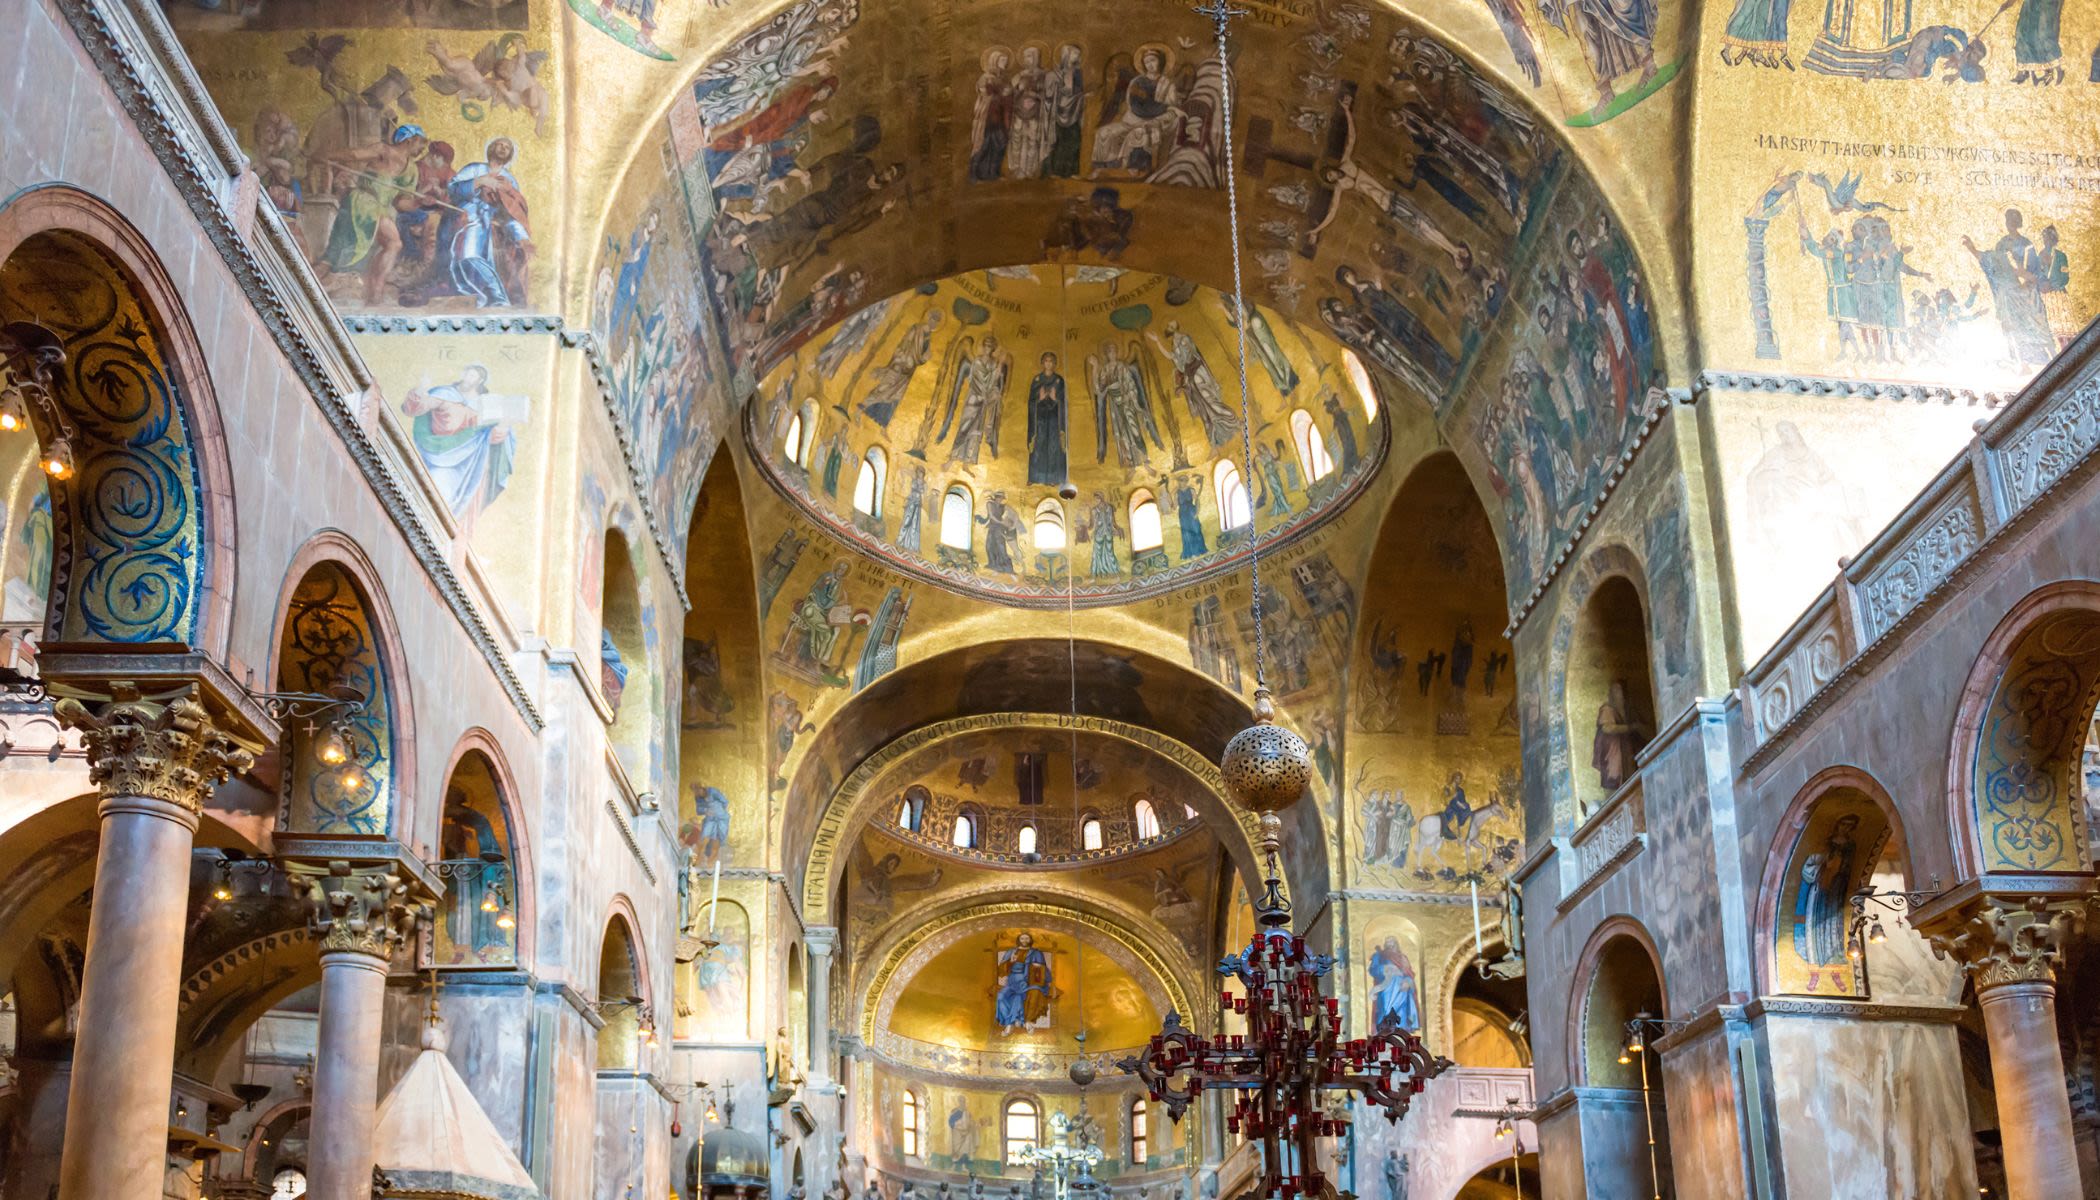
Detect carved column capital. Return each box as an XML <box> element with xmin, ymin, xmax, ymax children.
<box><xmin>1922</xmin><ymin>892</ymin><xmax>2084</xmax><ymax>991</ymax></box>
<box><xmin>297</xmin><ymin>861</ymin><xmax>421</xmax><ymax>960</ymax></box>
<box><xmin>53</xmin><ymin>682</ymin><xmax>254</xmax><ymax>815</ymax></box>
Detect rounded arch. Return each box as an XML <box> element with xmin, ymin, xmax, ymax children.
<box><xmin>1946</xmin><ymin>580</ymin><xmax>2100</xmax><ymax>880</ymax></box>
<box><xmin>433</xmin><ymin>729</ymin><xmax>536</xmax><ymax>967</ymax></box>
<box><xmin>265</xmin><ymin>531</ymin><xmax>415</xmax><ymax>839</ymax></box>
<box><xmin>1565</xmin><ymin>914</ymin><xmax>1668</xmax><ymax>1089</ymax></box>
<box><xmin>799</xmin><ymin>710</ymin><xmax>1263</xmax><ymax>926</ymax></box>
<box><xmin>857</xmin><ymin>900</ymin><xmax>1198</xmax><ymax>1045</ymax></box>
<box><xmin>595</xmin><ymin>899</ymin><xmax>655</xmax><ymax>1070</ymax></box>
<box><xmin>599</xmin><ymin>521</ymin><xmax>657</xmax><ymax>782</ymax></box>
<box><xmin>0</xmin><ymin>186</ymin><xmax>238</xmax><ymax>656</ymax></box>
<box><xmin>1752</xmin><ymin>765</ymin><xmax>1910</xmax><ymax>997</ymax></box>
<box><xmin>1549</xmin><ymin>543</ymin><xmax>1657</xmax><ymax>826</ymax></box>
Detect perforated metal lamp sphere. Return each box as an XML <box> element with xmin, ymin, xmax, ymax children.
<box><xmin>1220</xmin><ymin>688</ymin><xmax>1312</xmax><ymax>813</ymax></box>
<box><xmin>1068</xmin><ymin>1059</ymin><xmax>1096</xmax><ymax>1087</ymax></box>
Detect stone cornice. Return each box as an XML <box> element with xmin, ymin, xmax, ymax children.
<box><xmin>1686</xmin><ymin>368</ymin><xmax>2012</xmax><ymax>409</ymax></box>
<box><xmin>52</xmin><ymin>0</ymin><xmax>543</xmax><ymax>731</ymax></box>
<box><xmin>1504</xmin><ymin>390</ymin><xmax>1669</xmax><ymax>636</ymax></box>
<box><xmin>1742</xmin><ymin>996</ymin><xmax>1966</xmax><ymax>1024</ymax></box>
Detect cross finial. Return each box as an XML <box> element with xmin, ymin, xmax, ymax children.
<box><xmin>1193</xmin><ymin>0</ymin><xmax>1248</xmax><ymax>34</ymax></box>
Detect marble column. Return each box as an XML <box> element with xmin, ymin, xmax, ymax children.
<box><xmin>298</xmin><ymin>865</ymin><xmax>416</xmax><ymax>1200</ymax></box>
<box><xmin>806</xmin><ymin>926</ymin><xmax>837</xmax><ymax>1087</ymax></box>
<box><xmin>1924</xmin><ymin>892</ymin><xmax>2084</xmax><ymax>1200</ymax></box>
<box><xmin>52</xmin><ymin>686</ymin><xmax>253</xmax><ymax>1200</ymax></box>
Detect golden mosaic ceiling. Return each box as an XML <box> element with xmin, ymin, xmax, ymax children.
<box><xmin>879</xmin><ymin>922</ymin><xmax>1165</xmax><ymax>1055</ymax></box>
<box><xmin>747</xmin><ymin>267</ymin><xmax>1387</xmax><ymax>604</ymax></box>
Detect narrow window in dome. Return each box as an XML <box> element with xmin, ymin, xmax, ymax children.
<box><xmin>853</xmin><ymin>446</ymin><xmax>887</xmax><ymax>516</ymax></box>
<box><xmin>940</xmin><ymin>485</ymin><xmax>974</xmax><ymax>550</ymax></box>
<box><xmin>1131</xmin><ymin>1098</ymin><xmax>1149</xmax><ymax>1164</ymax></box>
<box><xmin>1004</xmin><ymin>1098</ymin><xmax>1040</xmax><ymax>1164</ymax></box>
<box><xmin>1133</xmin><ymin>798</ymin><xmax>1160</xmax><ymax>839</ymax></box>
<box><xmin>1129</xmin><ymin>489</ymin><xmax>1164</xmax><ymax>552</ymax></box>
<box><xmin>952</xmin><ymin>810</ymin><xmax>978</xmax><ymax>849</ymax></box>
<box><xmin>1291</xmin><ymin>409</ymin><xmax>1334</xmax><ymax>482</ymax></box>
<box><xmin>1034</xmin><ymin>498</ymin><xmax>1067</xmax><ymax>552</ymax></box>
<box><xmin>1017</xmin><ymin>824</ymin><xmax>1038</xmax><ymax>854</ymax></box>
<box><xmin>1215</xmin><ymin>460</ymin><xmax>1252</xmax><ymax>531</ymax></box>
<box><xmin>1342</xmin><ymin>347</ymin><xmax>1378</xmax><ymax>420</ymax></box>
<box><xmin>783</xmin><ymin>412</ymin><xmax>806</xmax><ymax>465</ymax></box>
<box><xmin>1081</xmin><ymin>816</ymin><xmax>1103</xmax><ymax>850</ymax></box>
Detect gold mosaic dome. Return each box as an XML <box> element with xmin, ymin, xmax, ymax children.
<box><xmin>747</xmin><ymin>266</ymin><xmax>1388</xmax><ymax>606</ymax></box>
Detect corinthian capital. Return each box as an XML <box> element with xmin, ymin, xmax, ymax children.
<box><xmin>54</xmin><ymin>682</ymin><xmax>254</xmax><ymax>814</ymax></box>
<box><xmin>300</xmin><ymin>862</ymin><xmax>420</xmax><ymax>960</ymax></box>
<box><xmin>1924</xmin><ymin>892</ymin><xmax>2084</xmax><ymax>991</ymax></box>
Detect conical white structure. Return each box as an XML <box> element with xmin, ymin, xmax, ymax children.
<box><xmin>372</xmin><ymin>1015</ymin><xmax>540</xmax><ymax>1199</ymax></box>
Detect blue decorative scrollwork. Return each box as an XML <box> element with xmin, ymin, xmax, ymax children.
<box><xmin>278</xmin><ymin>565</ymin><xmax>394</xmax><ymax>835</ymax></box>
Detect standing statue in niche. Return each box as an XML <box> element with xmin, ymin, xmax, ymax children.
<box><xmin>1591</xmin><ymin>678</ymin><xmax>1647</xmax><ymax>795</ymax></box>
<box><xmin>1383</xmin><ymin>1150</ymin><xmax>1410</xmax><ymax>1200</ymax></box>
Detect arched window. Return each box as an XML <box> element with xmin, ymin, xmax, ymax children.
<box><xmin>901</xmin><ymin>1089</ymin><xmax>924</xmax><ymax>1157</ymax></box>
<box><xmin>940</xmin><ymin>485</ymin><xmax>974</xmax><ymax>550</ymax></box>
<box><xmin>1215</xmin><ymin>460</ymin><xmax>1251</xmax><ymax>531</ymax></box>
<box><xmin>1081</xmin><ymin>816</ymin><xmax>1103</xmax><ymax>850</ymax></box>
<box><xmin>853</xmin><ymin>446</ymin><xmax>887</xmax><ymax>516</ymax></box>
<box><xmin>783</xmin><ymin>411</ymin><xmax>804</xmax><ymax>464</ymax></box>
<box><xmin>1342</xmin><ymin>348</ymin><xmax>1378</xmax><ymax>420</ymax></box>
<box><xmin>1003</xmin><ymin>1098</ymin><xmax>1041</xmax><ymax>1165</ymax></box>
<box><xmin>1034</xmin><ymin>498</ymin><xmax>1067</xmax><ymax>552</ymax></box>
<box><xmin>898</xmin><ymin>784</ymin><xmax>930</xmax><ymax>833</ymax></box>
<box><xmin>785</xmin><ymin>400</ymin><xmax>817</xmax><ymax>467</ymax></box>
<box><xmin>1017</xmin><ymin>824</ymin><xmax>1038</xmax><ymax>855</ymax></box>
<box><xmin>1291</xmin><ymin>409</ymin><xmax>1334</xmax><ymax>482</ymax></box>
<box><xmin>1129</xmin><ymin>489</ymin><xmax>1164</xmax><ymax>553</ymax></box>
<box><xmin>952</xmin><ymin>809</ymin><xmax>979</xmax><ymax>849</ymax></box>
<box><xmin>1130</xmin><ymin>1098</ymin><xmax>1149</xmax><ymax>1165</ymax></box>
<box><xmin>1133</xmin><ymin>798</ymin><xmax>1160</xmax><ymax>839</ymax></box>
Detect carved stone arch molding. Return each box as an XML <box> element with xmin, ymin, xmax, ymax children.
<box><xmin>1565</xmin><ymin>913</ymin><xmax>1669</xmax><ymax>1089</ymax></box>
<box><xmin>802</xmin><ymin>712</ymin><xmax>1263</xmax><ymax>922</ymax></box>
<box><xmin>435</xmin><ymin>726</ymin><xmax>538</xmax><ymax>965</ymax></box>
<box><xmin>859</xmin><ymin>901</ymin><xmax>1196</xmax><ymax>1046</ymax></box>
<box><xmin>1946</xmin><ymin>580</ymin><xmax>2100</xmax><ymax>880</ymax></box>
<box><xmin>0</xmin><ymin>185</ymin><xmax>237</xmax><ymax>656</ymax></box>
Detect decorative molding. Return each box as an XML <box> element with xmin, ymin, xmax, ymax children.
<box><xmin>1918</xmin><ymin>890</ymin><xmax>2087</xmax><ymax>991</ymax></box>
<box><xmin>1505</xmin><ymin>391</ymin><xmax>1669</xmax><ymax>636</ymax></box>
<box><xmin>179</xmin><ymin>927</ymin><xmax>316</xmax><ymax>1007</ymax></box>
<box><xmin>1688</xmin><ymin>368</ymin><xmax>2012</xmax><ymax>408</ymax></box>
<box><xmin>562</xmin><ymin>327</ymin><xmax>690</xmax><ymax>607</ymax></box>
<box><xmin>604</xmin><ymin>797</ymin><xmax>659</xmax><ymax>885</ymax></box>
<box><xmin>1853</xmin><ymin>487</ymin><xmax>1983</xmax><ymax>645</ymax></box>
<box><xmin>342</xmin><ymin>314</ymin><xmax>567</xmax><ymax>335</ymax></box>
<box><xmin>1557</xmin><ymin>780</ymin><xmax>1645</xmax><ymax>912</ymax></box>
<box><xmin>49</xmin><ymin>0</ymin><xmax>544</xmax><ymax>731</ymax></box>
<box><xmin>1742</xmin><ymin>997</ymin><xmax>1965</xmax><ymax>1024</ymax></box>
<box><xmin>1997</xmin><ymin>374</ymin><xmax>2100</xmax><ymax>510</ymax></box>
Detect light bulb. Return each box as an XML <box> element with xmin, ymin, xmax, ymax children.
<box><xmin>1617</xmin><ymin>1050</ymin><xmax>1631</xmax><ymax>1065</ymax></box>
<box><xmin>41</xmin><ymin>435</ymin><xmax>72</xmax><ymax>479</ymax></box>
<box><xmin>1869</xmin><ymin>921</ymin><xmax>1888</xmax><ymax>945</ymax></box>
<box><xmin>213</xmin><ymin>883</ymin><xmax>233</xmax><ymax>901</ymax></box>
<box><xmin>706</xmin><ymin>1102</ymin><xmax>720</xmax><ymax>1123</ymax></box>
<box><xmin>315</xmin><ymin>722</ymin><xmax>350</xmax><ymax>766</ymax></box>
<box><xmin>496</xmin><ymin>912</ymin><xmax>516</xmax><ymax>930</ymax></box>
<box><xmin>1625</xmin><ymin>1034</ymin><xmax>1643</xmax><ymax>1053</ymax></box>
<box><xmin>0</xmin><ymin>393</ymin><xmax>23</xmax><ymax>431</ymax></box>
<box><xmin>339</xmin><ymin>766</ymin><xmax>368</xmax><ymax>792</ymax></box>
<box><xmin>481</xmin><ymin>895</ymin><xmax>499</xmax><ymax>913</ymax></box>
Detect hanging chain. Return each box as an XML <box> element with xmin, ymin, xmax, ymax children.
<box><xmin>1201</xmin><ymin>0</ymin><xmax>1269</xmax><ymax>693</ymax></box>
<box><xmin>1062</xmin><ymin>261</ymin><xmax>1088</xmax><ymax>1057</ymax></box>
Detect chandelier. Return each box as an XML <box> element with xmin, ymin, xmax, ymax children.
<box><xmin>1017</xmin><ymin>1111</ymin><xmax>1104</xmax><ymax>1200</ymax></box>
<box><xmin>1119</xmin><ymin>816</ymin><xmax>1447</xmax><ymax>1200</ymax></box>
<box><xmin>1120</xmin><ymin>6</ymin><xmax>1448</xmax><ymax>1198</ymax></box>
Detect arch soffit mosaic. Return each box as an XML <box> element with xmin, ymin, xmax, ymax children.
<box><xmin>0</xmin><ymin>185</ymin><xmax>238</xmax><ymax>658</ymax></box>
<box><xmin>1945</xmin><ymin>579</ymin><xmax>2100</xmax><ymax>882</ymax></box>
<box><xmin>803</xmin><ymin>712</ymin><xmax>1262</xmax><ymax>920</ymax></box>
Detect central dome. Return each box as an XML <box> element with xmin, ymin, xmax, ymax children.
<box><xmin>746</xmin><ymin>266</ymin><xmax>1390</xmax><ymax>605</ymax></box>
